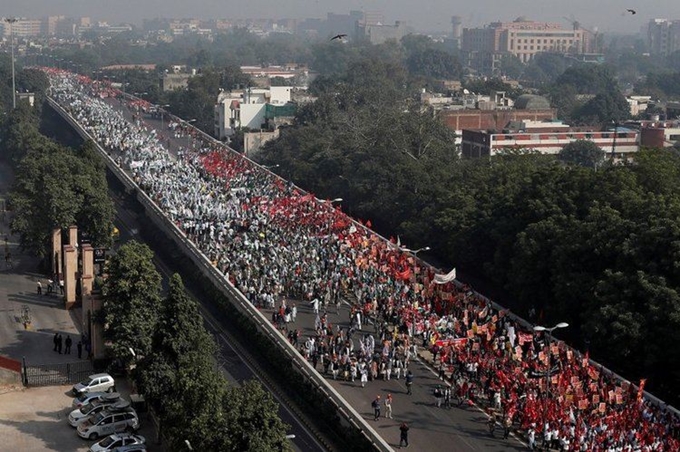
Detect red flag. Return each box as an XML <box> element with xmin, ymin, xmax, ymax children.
<box><xmin>518</xmin><ymin>332</ymin><xmax>533</xmax><ymax>345</ymax></box>
<box><xmin>637</xmin><ymin>379</ymin><xmax>646</xmax><ymax>403</ymax></box>
<box><xmin>396</xmin><ymin>268</ymin><xmax>412</xmax><ymax>281</ymax></box>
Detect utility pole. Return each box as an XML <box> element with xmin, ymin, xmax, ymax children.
<box><xmin>5</xmin><ymin>17</ymin><xmax>17</xmax><ymax>109</ymax></box>
<box><xmin>611</xmin><ymin>121</ymin><xmax>618</xmax><ymax>160</ymax></box>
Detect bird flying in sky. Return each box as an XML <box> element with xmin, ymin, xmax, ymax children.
<box><xmin>330</xmin><ymin>34</ymin><xmax>347</xmax><ymax>41</ymax></box>
<box><xmin>627</xmin><ymin>9</ymin><xmax>636</xmax><ymax>14</ymax></box>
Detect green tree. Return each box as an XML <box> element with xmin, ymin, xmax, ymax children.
<box><xmin>215</xmin><ymin>381</ymin><xmax>291</xmax><ymax>452</ymax></box>
<box><xmin>405</xmin><ymin>47</ymin><xmax>461</xmax><ymax>79</ymax></box>
<box><xmin>8</xmin><ymin>136</ymin><xmax>114</xmax><ymax>257</ymax></box>
<box><xmin>162</xmin><ymin>346</ymin><xmax>227</xmax><ymax>451</ymax></box>
<box><xmin>524</xmin><ymin>53</ymin><xmax>571</xmax><ymax>85</ymax></box>
<box><xmin>558</xmin><ymin>140</ymin><xmax>606</xmax><ymax>168</ymax></box>
<box><xmin>136</xmin><ymin>274</ymin><xmax>219</xmax><ymax>427</ymax></box>
<box><xmin>498</xmin><ymin>55</ymin><xmax>525</xmax><ymax>80</ymax></box>
<box><xmin>103</xmin><ymin>241</ymin><xmax>161</xmax><ymax>360</ymax></box>
<box><xmin>547</xmin><ymin>83</ymin><xmax>581</xmax><ymax>122</ymax></box>
<box><xmin>574</xmin><ymin>88</ymin><xmax>631</xmax><ymax>125</ymax></box>
<box><xmin>554</xmin><ymin>64</ymin><xmax>617</xmax><ymax>94</ymax></box>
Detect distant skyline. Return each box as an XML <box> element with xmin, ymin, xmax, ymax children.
<box><xmin>3</xmin><ymin>0</ymin><xmax>679</xmax><ymax>34</ymax></box>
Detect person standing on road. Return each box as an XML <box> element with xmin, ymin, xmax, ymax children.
<box><xmin>36</xmin><ymin>281</ymin><xmax>42</xmax><ymax>295</ymax></box>
<box><xmin>65</xmin><ymin>335</ymin><xmax>72</xmax><ymax>354</ymax></box>
<box><xmin>385</xmin><ymin>393</ymin><xmax>393</xmax><ymax>419</ymax></box>
<box><xmin>503</xmin><ymin>415</ymin><xmax>512</xmax><ymax>439</ymax></box>
<box><xmin>57</xmin><ymin>334</ymin><xmax>63</xmax><ymax>354</ymax></box>
<box><xmin>77</xmin><ymin>340</ymin><xmax>83</xmax><ymax>359</ymax></box>
<box><xmin>53</xmin><ymin>333</ymin><xmax>59</xmax><ymax>352</ymax></box>
<box><xmin>399</xmin><ymin>422</ymin><xmax>410</xmax><ymax>448</ymax></box>
<box><xmin>310</xmin><ymin>296</ymin><xmax>320</xmax><ymax>314</ymax></box>
<box><xmin>372</xmin><ymin>395</ymin><xmax>381</xmax><ymax>421</ymax></box>
<box><xmin>405</xmin><ymin>370</ymin><xmax>413</xmax><ymax>395</ymax></box>
<box><xmin>527</xmin><ymin>424</ymin><xmax>536</xmax><ymax>450</ymax></box>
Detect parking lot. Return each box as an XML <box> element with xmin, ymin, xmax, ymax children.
<box><xmin>0</xmin><ymin>383</ymin><xmax>161</xmax><ymax>452</ymax></box>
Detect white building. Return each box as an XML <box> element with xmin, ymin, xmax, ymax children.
<box><xmin>214</xmin><ymin>86</ymin><xmax>292</xmax><ymax>139</ymax></box>
<box><xmin>627</xmin><ymin>96</ymin><xmax>652</xmax><ymax>117</ymax></box>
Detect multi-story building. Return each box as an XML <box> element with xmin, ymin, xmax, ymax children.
<box><xmin>462</xmin><ymin>17</ymin><xmax>595</xmax><ymax>73</ymax></box>
<box><xmin>356</xmin><ymin>20</ymin><xmax>413</xmax><ymax>45</ymax></box>
<box><xmin>647</xmin><ymin>19</ymin><xmax>680</xmax><ymax>56</ymax></box>
<box><xmin>462</xmin><ymin>120</ymin><xmax>639</xmax><ymax>158</ymax></box>
<box><xmin>1</xmin><ymin>18</ymin><xmax>43</xmax><ymax>37</ymax></box>
<box><xmin>214</xmin><ymin>86</ymin><xmax>294</xmax><ymax>139</ymax></box>
<box><xmin>439</xmin><ymin>94</ymin><xmax>557</xmax><ymax>146</ymax></box>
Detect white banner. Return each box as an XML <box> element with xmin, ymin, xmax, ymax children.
<box><xmin>433</xmin><ymin>268</ymin><xmax>456</xmax><ymax>284</ymax></box>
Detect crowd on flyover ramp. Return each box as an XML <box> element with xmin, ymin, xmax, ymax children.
<box><xmin>46</xmin><ymin>68</ymin><xmax>680</xmax><ymax>451</ymax></box>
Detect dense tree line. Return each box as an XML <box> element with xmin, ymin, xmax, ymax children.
<box><xmin>545</xmin><ymin>64</ymin><xmax>630</xmax><ymax>124</ymax></box>
<box><xmin>0</xmin><ymin>65</ymin><xmax>114</xmax><ymax>259</ymax></box>
<box><xmin>258</xmin><ymin>53</ymin><xmax>680</xmax><ymax>404</ymax></box>
<box><xmin>103</xmin><ymin>242</ymin><xmax>291</xmax><ymax>451</ymax></box>
<box><xmin>636</xmin><ymin>71</ymin><xmax>680</xmax><ymax>101</ymax></box>
<box><xmin>259</xmin><ymin>51</ymin><xmax>458</xmax><ymax>233</ymax></box>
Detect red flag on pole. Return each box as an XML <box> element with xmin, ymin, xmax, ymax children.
<box><xmin>637</xmin><ymin>379</ymin><xmax>646</xmax><ymax>403</ymax></box>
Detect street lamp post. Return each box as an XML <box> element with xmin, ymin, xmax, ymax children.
<box><xmin>401</xmin><ymin>245</ymin><xmax>430</xmax><ymax>255</ymax></box>
<box><xmin>186</xmin><ymin>119</ymin><xmax>197</xmax><ymax>149</ymax></box>
<box><xmin>5</xmin><ymin>18</ymin><xmax>17</xmax><ymax>109</ymax></box>
<box><xmin>158</xmin><ymin>104</ymin><xmax>170</xmax><ymax>131</ymax></box>
<box><xmin>533</xmin><ymin>322</ymin><xmax>569</xmax><ymax>438</ymax></box>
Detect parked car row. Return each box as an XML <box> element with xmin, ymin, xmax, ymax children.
<box><xmin>69</xmin><ymin>373</ymin><xmax>147</xmax><ymax>452</ymax></box>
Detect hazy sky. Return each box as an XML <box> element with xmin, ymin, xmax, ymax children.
<box><xmin>4</xmin><ymin>0</ymin><xmax>679</xmax><ymax>33</ymax></box>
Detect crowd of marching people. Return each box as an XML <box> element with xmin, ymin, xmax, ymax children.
<box><xmin>46</xmin><ymin>68</ymin><xmax>680</xmax><ymax>451</ymax></box>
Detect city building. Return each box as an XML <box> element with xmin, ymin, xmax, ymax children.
<box><xmin>450</xmin><ymin>16</ymin><xmax>463</xmax><ymax>50</ymax></box>
<box><xmin>627</xmin><ymin>96</ymin><xmax>652</xmax><ymax>117</ymax></box>
<box><xmin>242</xmin><ymin>65</ymin><xmax>311</xmax><ymax>88</ymax></box>
<box><xmin>461</xmin><ymin>120</ymin><xmax>639</xmax><ymax>158</ymax></box>
<box><xmin>214</xmin><ymin>86</ymin><xmax>295</xmax><ymax>139</ymax></box>
<box><xmin>356</xmin><ymin>20</ymin><xmax>414</xmax><ymax>45</ymax></box>
<box><xmin>647</xmin><ymin>19</ymin><xmax>680</xmax><ymax>56</ymax></box>
<box><xmin>439</xmin><ymin>94</ymin><xmax>557</xmax><ymax>146</ymax></box>
<box><xmin>1</xmin><ymin>18</ymin><xmax>43</xmax><ymax>37</ymax></box>
<box><xmin>159</xmin><ymin>72</ymin><xmax>194</xmax><ymax>92</ymax></box>
<box><xmin>632</xmin><ymin>120</ymin><xmax>680</xmax><ymax>148</ymax></box>
<box><xmin>462</xmin><ymin>17</ymin><xmax>596</xmax><ymax>73</ymax></box>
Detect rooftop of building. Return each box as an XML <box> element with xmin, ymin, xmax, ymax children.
<box><xmin>514</xmin><ymin>94</ymin><xmax>551</xmax><ymax>110</ymax></box>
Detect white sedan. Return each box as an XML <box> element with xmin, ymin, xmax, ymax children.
<box><xmin>72</xmin><ymin>392</ymin><xmax>109</xmax><ymax>409</ymax></box>
<box><xmin>89</xmin><ymin>433</ymin><xmax>145</xmax><ymax>452</ymax></box>
<box><xmin>68</xmin><ymin>395</ymin><xmax>121</xmax><ymax>427</ymax></box>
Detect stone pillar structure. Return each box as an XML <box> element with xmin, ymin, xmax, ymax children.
<box><xmin>63</xmin><ymin>244</ymin><xmax>77</xmax><ymax>309</ymax></box>
<box><xmin>51</xmin><ymin>228</ymin><xmax>62</xmax><ymax>280</ymax></box>
<box><xmin>80</xmin><ymin>244</ymin><xmax>94</xmax><ymax>301</ymax></box>
<box><xmin>68</xmin><ymin>225</ymin><xmax>78</xmax><ymax>248</ymax></box>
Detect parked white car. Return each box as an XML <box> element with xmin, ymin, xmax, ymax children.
<box><xmin>72</xmin><ymin>392</ymin><xmax>111</xmax><ymax>409</ymax></box>
<box><xmin>89</xmin><ymin>433</ymin><xmax>145</xmax><ymax>452</ymax></box>
<box><xmin>110</xmin><ymin>445</ymin><xmax>147</xmax><ymax>452</ymax></box>
<box><xmin>68</xmin><ymin>395</ymin><xmax>122</xmax><ymax>427</ymax></box>
<box><xmin>77</xmin><ymin>402</ymin><xmax>140</xmax><ymax>440</ymax></box>
<box><xmin>72</xmin><ymin>373</ymin><xmax>115</xmax><ymax>396</ymax></box>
